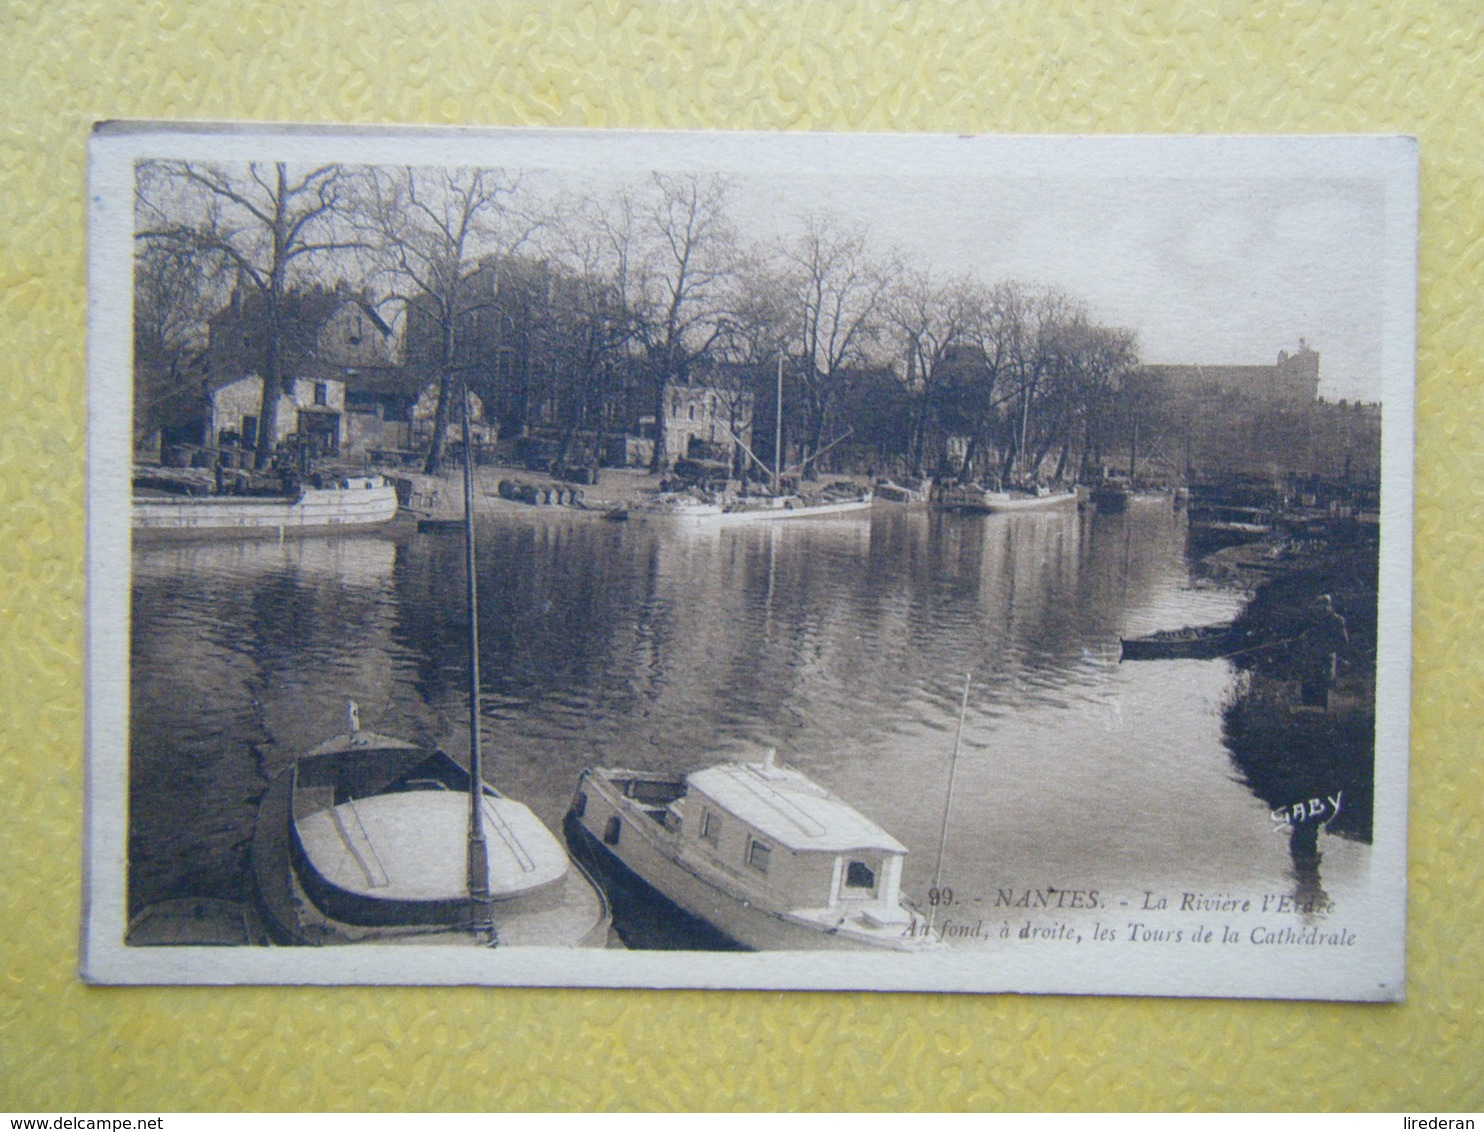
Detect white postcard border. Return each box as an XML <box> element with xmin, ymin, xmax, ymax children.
<box><xmin>84</xmin><ymin>125</ymin><xmax>1417</xmax><ymax>998</ymax></box>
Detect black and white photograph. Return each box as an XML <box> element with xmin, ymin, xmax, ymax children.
<box><xmin>83</xmin><ymin>126</ymin><xmax>1415</xmax><ymax>997</ymax></box>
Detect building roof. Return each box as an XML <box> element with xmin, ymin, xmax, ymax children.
<box><xmin>687</xmin><ymin>759</ymin><xmax>907</xmax><ymax>855</ymax></box>
<box><xmin>203</xmin><ymin>286</ymin><xmax>396</xmax><ymax>392</ymax></box>
<box><xmin>341</xmin><ymin>367</ymin><xmax>423</xmax><ymax>400</ymax></box>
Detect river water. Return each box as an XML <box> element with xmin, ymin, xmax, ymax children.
<box><xmin>129</xmin><ymin>499</ymin><xmax>1369</xmax><ymax>942</ymax></box>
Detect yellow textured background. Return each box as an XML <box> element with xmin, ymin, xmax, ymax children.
<box><xmin>1</xmin><ymin>0</ymin><xmax>1480</xmax><ymax>1112</ymax></box>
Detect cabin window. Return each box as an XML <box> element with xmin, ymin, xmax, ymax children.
<box><xmin>688</xmin><ymin>404</ymin><xmax>696</xmax><ymax>421</ymax></box>
<box><xmin>845</xmin><ymin>860</ymin><xmax>877</xmax><ymax>890</ymax></box>
<box><xmin>314</xmin><ymin>382</ymin><xmax>329</xmax><ymax>406</ymax></box>
<box><xmin>572</xmin><ymin>792</ymin><xmax>587</xmax><ymax>819</ymax></box>
<box><xmin>603</xmin><ymin>816</ymin><xmax>622</xmax><ymax>846</ymax></box>
<box><xmin>700</xmin><ymin>808</ymin><xmax>720</xmax><ymax>847</ymax></box>
<box><xmin>746</xmin><ymin>838</ymin><xmax>771</xmax><ymax>874</ymax></box>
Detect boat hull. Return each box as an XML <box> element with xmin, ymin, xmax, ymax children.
<box><xmin>134</xmin><ymin>480</ymin><xmax>399</xmax><ymax>539</ymax></box>
<box><xmin>252</xmin><ymin>754</ymin><xmax>610</xmax><ymax>948</ymax></box>
<box><xmin>709</xmin><ymin>496</ymin><xmax>873</xmax><ymax>523</ymax></box>
<box><xmin>634</xmin><ymin>495</ymin><xmax>873</xmax><ymax>523</ymax></box>
<box><xmin>936</xmin><ymin>488</ymin><xmax>1078</xmax><ymax>514</ymax></box>
<box><xmin>1120</xmin><ymin>624</ymin><xmax>1235</xmax><ymax>661</ymax></box>
<box><xmin>563</xmin><ymin>814</ymin><xmax>747</xmax><ymax>951</ymax></box>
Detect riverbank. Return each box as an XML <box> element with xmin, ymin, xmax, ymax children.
<box><xmin>385</xmin><ymin>464</ymin><xmax>666</xmax><ymax>519</ymax></box>
<box><xmin>383</xmin><ymin>464</ymin><xmax>878</xmax><ymax>520</ymax></box>
<box><xmin>1213</xmin><ymin>531</ymin><xmax>1379</xmax><ymax>844</ymax></box>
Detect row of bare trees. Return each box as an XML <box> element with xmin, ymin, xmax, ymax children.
<box><xmin>134</xmin><ymin>160</ymin><xmax>1146</xmax><ymax>481</ymax></box>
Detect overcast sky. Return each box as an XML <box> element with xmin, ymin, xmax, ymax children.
<box><xmin>631</xmin><ymin>170</ymin><xmax>1388</xmax><ymax>403</ymax></box>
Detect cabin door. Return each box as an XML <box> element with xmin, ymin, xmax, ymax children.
<box><xmin>833</xmin><ymin>855</ymin><xmax>882</xmax><ymax>904</ymax></box>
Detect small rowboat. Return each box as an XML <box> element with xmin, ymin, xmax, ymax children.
<box><xmin>251</xmin><ymin>386</ymin><xmax>611</xmax><ymax>948</ymax></box>
<box><xmin>252</xmin><ymin>717</ymin><xmax>611</xmax><ymax>947</ymax></box>
<box><xmin>1119</xmin><ymin>623</ymin><xmax>1236</xmax><ymax>661</ymax></box>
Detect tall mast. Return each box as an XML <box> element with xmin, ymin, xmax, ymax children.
<box><xmin>462</xmin><ymin>377</ymin><xmax>491</xmax><ymax>917</ymax></box>
<box><xmin>928</xmin><ymin>672</ymin><xmax>972</xmax><ymax>938</ymax></box>
<box><xmin>774</xmin><ymin>348</ymin><xmax>784</xmax><ymax>496</ymax></box>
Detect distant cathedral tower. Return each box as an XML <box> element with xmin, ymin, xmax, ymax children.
<box><xmin>1274</xmin><ymin>339</ymin><xmax>1321</xmax><ymax>403</ymax></box>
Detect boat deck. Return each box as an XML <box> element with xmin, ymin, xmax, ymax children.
<box><xmin>296</xmin><ymin>792</ymin><xmax>568</xmax><ymax>901</ymax></box>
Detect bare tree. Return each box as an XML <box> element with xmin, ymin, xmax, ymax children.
<box><xmin>705</xmin><ymin>259</ymin><xmax>790</xmax><ymax>477</ymax></box>
<box><xmin>136</xmin><ymin>161</ymin><xmax>358</xmax><ymax>469</ymax></box>
<box><xmin>622</xmin><ymin>174</ymin><xmax>737</xmax><ymax>471</ymax></box>
<box><xmin>538</xmin><ymin>205</ymin><xmax>638</xmax><ymax>469</ymax></box>
<box><xmin>1066</xmin><ymin>321</ymin><xmax>1143</xmax><ymax>478</ymax></box>
<box><xmin>948</xmin><ymin>286</ymin><xmax>1140</xmax><ymax>485</ymax></box>
<box><xmin>362</xmin><ymin>166</ymin><xmax>530</xmax><ymax>474</ymax></box>
<box><xmin>132</xmin><ymin>232</ymin><xmax>228</xmax><ymax>447</ymax></box>
<box><xmin>780</xmin><ymin>213</ymin><xmax>894</xmax><ymax>478</ymax></box>
<box><xmin>891</xmin><ymin>270</ymin><xmax>982</xmax><ymax>475</ymax></box>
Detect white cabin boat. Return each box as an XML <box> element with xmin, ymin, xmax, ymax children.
<box><xmin>566</xmin><ymin>751</ymin><xmax>935</xmax><ymax>951</ymax></box>
<box><xmin>252</xmin><ymin>720</ymin><xmax>610</xmax><ymax>947</ymax></box>
<box><xmin>133</xmin><ymin>475</ymin><xmax>399</xmax><ymax>538</ymax></box>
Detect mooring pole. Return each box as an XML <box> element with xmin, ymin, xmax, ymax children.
<box><xmin>928</xmin><ymin>672</ymin><xmax>972</xmax><ymax>939</ymax></box>
<box><xmin>462</xmin><ymin>378</ymin><xmax>492</xmax><ymax>926</ymax></box>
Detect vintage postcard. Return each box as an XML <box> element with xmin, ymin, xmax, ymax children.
<box><xmin>83</xmin><ymin>125</ymin><xmax>1415</xmax><ymax>998</ymax></box>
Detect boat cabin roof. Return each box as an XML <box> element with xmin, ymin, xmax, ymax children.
<box><xmin>687</xmin><ymin>761</ymin><xmax>907</xmax><ymax>855</ymax></box>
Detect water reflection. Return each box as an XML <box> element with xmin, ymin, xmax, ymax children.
<box><xmin>129</xmin><ymin>504</ymin><xmax>1368</xmax><ymax>934</ymax></box>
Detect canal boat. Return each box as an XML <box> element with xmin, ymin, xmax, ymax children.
<box><xmin>133</xmin><ymin>474</ymin><xmax>399</xmax><ymax>538</ymax></box>
<box><xmin>251</xmin><ymin>712</ymin><xmax>610</xmax><ymax>947</ymax></box>
<box><xmin>565</xmin><ymin>749</ymin><xmax>935</xmax><ymax>951</ymax></box>
<box><xmin>710</xmin><ymin>484</ymin><xmax>873</xmax><ymax>523</ymax></box>
<box><xmin>935</xmin><ymin>484</ymin><xmax>1079</xmax><ymax>514</ymax></box>
<box><xmin>1120</xmin><ymin>622</ymin><xmax>1236</xmax><ymax>661</ymax></box>
<box><xmin>634</xmin><ymin>485</ymin><xmax>874</xmax><ymax>523</ymax></box>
